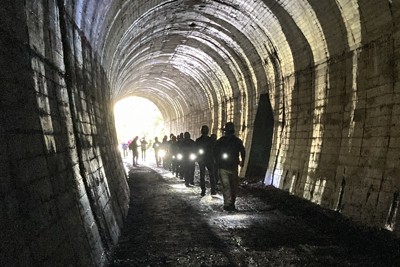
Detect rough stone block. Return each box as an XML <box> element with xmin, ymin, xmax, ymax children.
<box><xmin>16</xmin><ymin>156</ymin><xmax>49</xmax><ymax>186</ymax></box>
<box><xmin>30</xmin><ymin>223</ymin><xmax>67</xmax><ymax>262</ymax></box>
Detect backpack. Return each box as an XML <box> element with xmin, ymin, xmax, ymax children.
<box><xmin>129</xmin><ymin>142</ymin><xmax>134</xmax><ymax>150</ymax></box>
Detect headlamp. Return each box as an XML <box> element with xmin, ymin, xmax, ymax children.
<box><xmin>190</xmin><ymin>153</ymin><xmax>197</xmax><ymax>161</ymax></box>
<box><xmin>198</xmin><ymin>149</ymin><xmax>204</xmax><ymax>155</ymax></box>
<box><xmin>177</xmin><ymin>153</ymin><xmax>183</xmax><ymax>160</ymax></box>
<box><xmin>222</xmin><ymin>153</ymin><xmax>229</xmax><ymax>160</ymax></box>
<box><xmin>158</xmin><ymin>149</ymin><xmax>166</xmax><ymax>158</ymax></box>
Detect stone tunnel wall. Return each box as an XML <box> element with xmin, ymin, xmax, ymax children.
<box><xmin>0</xmin><ymin>1</ymin><xmax>130</xmax><ymax>266</ymax></box>
<box><xmin>265</xmin><ymin>1</ymin><xmax>400</xmax><ymax>234</ymax></box>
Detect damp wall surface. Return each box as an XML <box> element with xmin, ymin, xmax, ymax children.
<box><xmin>0</xmin><ymin>1</ymin><xmax>130</xmax><ymax>265</ymax></box>
<box><xmin>265</xmin><ymin>1</ymin><xmax>400</xmax><ymax>234</ymax></box>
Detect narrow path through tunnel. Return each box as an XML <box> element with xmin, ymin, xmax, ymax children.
<box><xmin>1</xmin><ymin>0</ymin><xmax>400</xmax><ymax>266</ymax></box>
<box><xmin>111</xmin><ymin>162</ymin><xmax>400</xmax><ymax>266</ymax></box>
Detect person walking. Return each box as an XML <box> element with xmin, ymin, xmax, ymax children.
<box><xmin>214</xmin><ymin>122</ymin><xmax>245</xmax><ymax>211</ymax></box>
<box><xmin>122</xmin><ymin>142</ymin><xmax>129</xmax><ymax>157</ymax></box>
<box><xmin>129</xmin><ymin>136</ymin><xmax>140</xmax><ymax>166</ymax></box>
<box><xmin>169</xmin><ymin>135</ymin><xmax>179</xmax><ymax>176</ymax></box>
<box><xmin>161</xmin><ymin>135</ymin><xmax>170</xmax><ymax>169</ymax></box>
<box><xmin>153</xmin><ymin>137</ymin><xmax>162</xmax><ymax>167</ymax></box>
<box><xmin>181</xmin><ymin>132</ymin><xmax>196</xmax><ymax>187</ymax></box>
<box><xmin>140</xmin><ymin>137</ymin><xmax>148</xmax><ymax>161</ymax></box>
<box><xmin>176</xmin><ymin>133</ymin><xmax>184</xmax><ymax>179</ymax></box>
<box><xmin>195</xmin><ymin>125</ymin><xmax>217</xmax><ymax>196</ymax></box>
<box><xmin>210</xmin><ymin>133</ymin><xmax>219</xmax><ymax>190</ymax></box>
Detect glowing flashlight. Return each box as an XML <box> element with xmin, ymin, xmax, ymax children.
<box><xmin>198</xmin><ymin>149</ymin><xmax>204</xmax><ymax>155</ymax></box>
<box><xmin>177</xmin><ymin>153</ymin><xmax>183</xmax><ymax>160</ymax></box>
<box><xmin>158</xmin><ymin>149</ymin><xmax>166</xmax><ymax>158</ymax></box>
<box><xmin>190</xmin><ymin>153</ymin><xmax>197</xmax><ymax>161</ymax></box>
<box><xmin>222</xmin><ymin>153</ymin><xmax>229</xmax><ymax>160</ymax></box>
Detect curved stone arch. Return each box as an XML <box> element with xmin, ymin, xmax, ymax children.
<box><xmin>121</xmin><ymin>68</ymin><xmax>195</xmax><ymax>113</ymax></box>
<box><xmin>334</xmin><ymin>0</ymin><xmax>362</xmax><ymax>49</ymax></box>
<box><xmin>282</xmin><ymin>0</ymin><xmax>330</xmax><ymax>64</ymax></box>
<box><xmin>116</xmin><ymin>48</ymin><xmax>225</xmax><ymax>113</ymax></box>
<box><xmin>203</xmin><ymin>1</ymin><xmax>293</xmax><ymax>81</ymax></box>
<box><xmin>109</xmin><ymin>33</ymin><xmax>261</xmax><ymax>137</ymax></box>
<box><xmin>98</xmin><ymin>0</ymin><xmax>166</xmax><ymax>64</ymax></box>
<box><xmin>261</xmin><ymin>1</ymin><xmax>316</xmax><ymax>190</ymax></box>
<box><xmin>92</xmin><ymin>0</ymin><xmax>275</xmax><ymax>142</ymax></box>
<box><xmin>123</xmin><ymin>85</ymin><xmax>187</xmax><ymax>123</ymax></box>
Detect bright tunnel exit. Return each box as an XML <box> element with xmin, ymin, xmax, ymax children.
<box><xmin>114</xmin><ymin>96</ymin><xmax>166</xmax><ymax>162</ymax></box>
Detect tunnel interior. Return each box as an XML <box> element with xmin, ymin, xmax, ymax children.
<box><xmin>1</xmin><ymin>0</ymin><xmax>399</xmax><ymax>265</ymax></box>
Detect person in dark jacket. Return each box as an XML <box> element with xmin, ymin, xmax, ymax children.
<box><xmin>210</xmin><ymin>133</ymin><xmax>219</xmax><ymax>189</ymax></box>
<box><xmin>129</xmin><ymin>136</ymin><xmax>140</xmax><ymax>166</ymax></box>
<box><xmin>214</xmin><ymin>122</ymin><xmax>245</xmax><ymax>211</ymax></box>
<box><xmin>180</xmin><ymin>132</ymin><xmax>196</xmax><ymax>187</ymax></box>
<box><xmin>153</xmin><ymin>137</ymin><xmax>162</xmax><ymax>167</ymax></box>
<box><xmin>195</xmin><ymin>125</ymin><xmax>216</xmax><ymax>196</ymax></box>
<box><xmin>176</xmin><ymin>133</ymin><xmax>185</xmax><ymax>179</ymax></box>
<box><xmin>169</xmin><ymin>135</ymin><xmax>179</xmax><ymax>175</ymax></box>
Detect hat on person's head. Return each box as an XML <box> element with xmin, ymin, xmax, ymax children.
<box><xmin>222</xmin><ymin>122</ymin><xmax>235</xmax><ymax>133</ymax></box>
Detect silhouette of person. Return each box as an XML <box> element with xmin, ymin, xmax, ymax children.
<box><xmin>140</xmin><ymin>137</ymin><xmax>148</xmax><ymax>161</ymax></box>
<box><xmin>214</xmin><ymin>122</ymin><xmax>245</xmax><ymax>211</ymax></box>
<box><xmin>195</xmin><ymin>125</ymin><xmax>217</xmax><ymax>196</ymax></box>
<box><xmin>129</xmin><ymin>136</ymin><xmax>139</xmax><ymax>166</ymax></box>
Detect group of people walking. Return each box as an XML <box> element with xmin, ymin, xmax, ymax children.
<box><xmin>150</xmin><ymin>122</ymin><xmax>246</xmax><ymax>211</ymax></box>
<box><xmin>122</xmin><ymin>136</ymin><xmax>149</xmax><ymax>166</ymax></box>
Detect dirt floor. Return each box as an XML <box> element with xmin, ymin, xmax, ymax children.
<box><xmin>109</xmin><ymin>163</ymin><xmax>400</xmax><ymax>267</ymax></box>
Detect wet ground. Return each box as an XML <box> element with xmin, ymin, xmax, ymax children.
<box><xmin>109</xmin><ymin>161</ymin><xmax>400</xmax><ymax>266</ymax></box>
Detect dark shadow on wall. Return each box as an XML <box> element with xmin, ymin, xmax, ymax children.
<box><xmin>245</xmin><ymin>94</ymin><xmax>274</xmax><ymax>183</ymax></box>
<box><xmin>262</xmin><ymin>0</ymin><xmax>315</xmax><ymax>195</ymax></box>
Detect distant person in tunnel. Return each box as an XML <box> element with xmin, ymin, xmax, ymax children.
<box><xmin>214</xmin><ymin>122</ymin><xmax>246</xmax><ymax>211</ymax></box>
<box><xmin>195</xmin><ymin>125</ymin><xmax>217</xmax><ymax>196</ymax></box>
<box><xmin>169</xmin><ymin>135</ymin><xmax>179</xmax><ymax>175</ymax></box>
<box><xmin>161</xmin><ymin>135</ymin><xmax>169</xmax><ymax>169</ymax></box>
<box><xmin>176</xmin><ymin>133</ymin><xmax>185</xmax><ymax>179</ymax></box>
<box><xmin>153</xmin><ymin>137</ymin><xmax>162</xmax><ymax>167</ymax></box>
<box><xmin>166</xmin><ymin>133</ymin><xmax>175</xmax><ymax>171</ymax></box>
<box><xmin>121</xmin><ymin>141</ymin><xmax>129</xmax><ymax>157</ymax></box>
<box><xmin>181</xmin><ymin>132</ymin><xmax>196</xmax><ymax>187</ymax></box>
<box><xmin>129</xmin><ymin>136</ymin><xmax>139</xmax><ymax>166</ymax></box>
<box><xmin>140</xmin><ymin>137</ymin><xmax>148</xmax><ymax>161</ymax></box>
<box><xmin>210</xmin><ymin>133</ymin><xmax>219</xmax><ymax>189</ymax></box>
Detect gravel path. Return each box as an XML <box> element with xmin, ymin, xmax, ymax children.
<box><xmin>109</xmin><ymin>163</ymin><xmax>400</xmax><ymax>267</ymax></box>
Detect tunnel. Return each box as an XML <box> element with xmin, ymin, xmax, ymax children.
<box><xmin>1</xmin><ymin>0</ymin><xmax>399</xmax><ymax>265</ymax></box>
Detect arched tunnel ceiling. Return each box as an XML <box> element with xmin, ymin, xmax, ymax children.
<box><xmin>71</xmin><ymin>0</ymin><xmax>361</xmax><ymax>122</ymax></box>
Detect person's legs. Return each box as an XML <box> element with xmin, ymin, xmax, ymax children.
<box><xmin>219</xmin><ymin>168</ymin><xmax>238</xmax><ymax>210</ymax></box>
<box><xmin>199</xmin><ymin>163</ymin><xmax>206</xmax><ymax>195</ymax></box>
<box><xmin>189</xmin><ymin>163</ymin><xmax>195</xmax><ymax>185</ymax></box>
<box><xmin>183</xmin><ymin>162</ymin><xmax>191</xmax><ymax>186</ymax></box>
<box><xmin>229</xmin><ymin>169</ymin><xmax>239</xmax><ymax>208</ymax></box>
<box><xmin>206</xmin><ymin>161</ymin><xmax>216</xmax><ymax>195</ymax></box>
<box><xmin>219</xmin><ymin>169</ymin><xmax>232</xmax><ymax>208</ymax></box>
